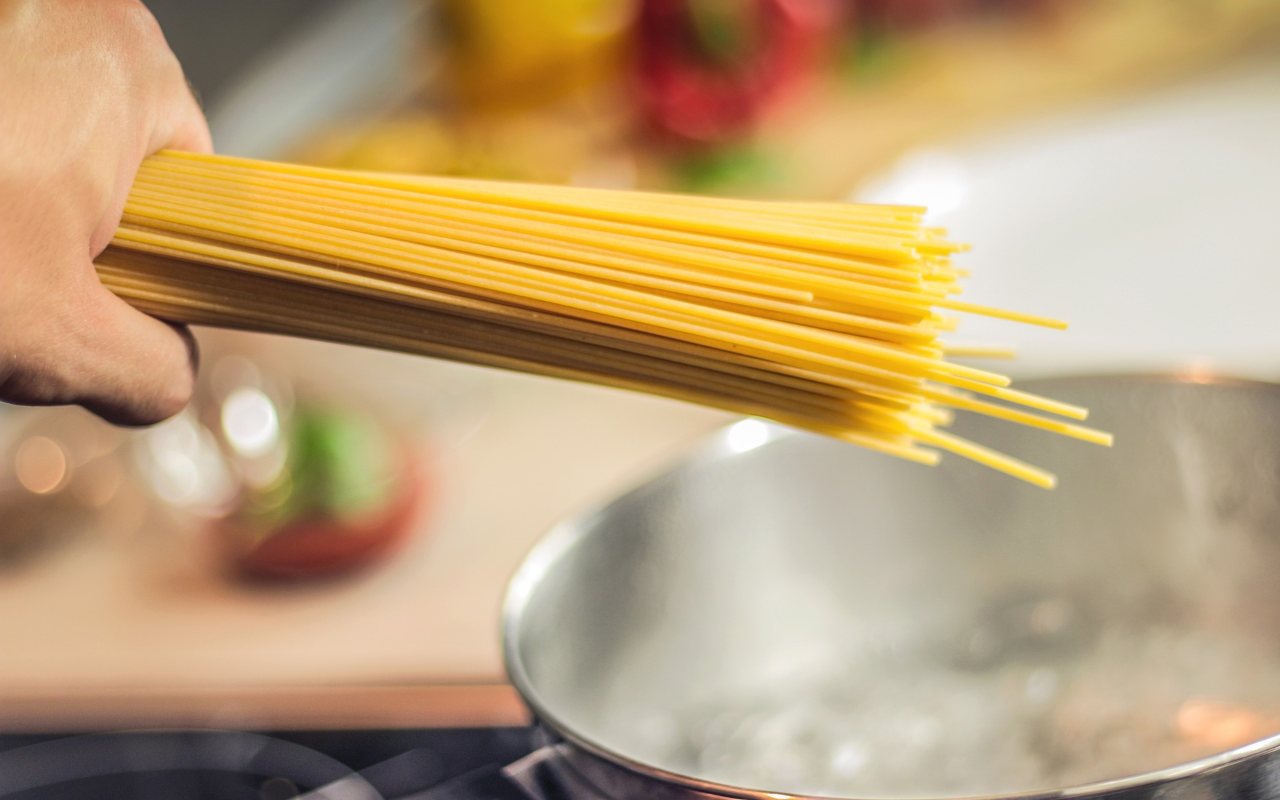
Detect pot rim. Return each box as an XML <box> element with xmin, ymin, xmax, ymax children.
<box><xmin>501</xmin><ymin>371</ymin><xmax>1280</xmax><ymax>800</ymax></box>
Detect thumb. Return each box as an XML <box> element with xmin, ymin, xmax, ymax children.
<box><xmin>58</xmin><ymin>276</ymin><xmax>198</xmax><ymax>426</ymax></box>
<box><xmin>79</xmin><ymin>80</ymin><xmax>209</xmax><ymax>425</ymax></box>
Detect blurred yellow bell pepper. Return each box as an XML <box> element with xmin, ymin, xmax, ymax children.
<box><xmin>441</xmin><ymin>0</ymin><xmax>636</xmax><ymax>107</ymax></box>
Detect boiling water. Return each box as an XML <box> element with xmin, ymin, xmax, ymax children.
<box><xmin>629</xmin><ymin>604</ymin><xmax>1280</xmax><ymax>797</ymax></box>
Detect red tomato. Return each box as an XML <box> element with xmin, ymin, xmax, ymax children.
<box><xmin>218</xmin><ymin>452</ymin><xmax>428</xmax><ymax>581</ymax></box>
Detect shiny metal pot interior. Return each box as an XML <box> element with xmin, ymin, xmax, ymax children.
<box><xmin>503</xmin><ymin>376</ymin><xmax>1280</xmax><ymax>800</ymax></box>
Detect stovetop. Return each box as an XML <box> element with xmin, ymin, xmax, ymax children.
<box><xmin>0</xmin><ymin>728</ymin><xmax>561</xmax><ymax>800</ymax></box>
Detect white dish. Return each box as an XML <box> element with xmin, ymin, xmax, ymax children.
<box><xmin>856</xmin><ymin>54</ymin><xmax>1280</xmax><ymax>379</ymax></box>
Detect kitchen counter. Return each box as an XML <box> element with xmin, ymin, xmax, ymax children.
<box><xmin>0</xmin><ymin>338</ymin><xmax>727</xmax><ymax>730</ymax></box>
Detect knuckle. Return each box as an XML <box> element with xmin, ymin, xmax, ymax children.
<box><xmin>110</xmin><ymin>0</ymin><xmax>165</xmax><ymax>43</ymax></box>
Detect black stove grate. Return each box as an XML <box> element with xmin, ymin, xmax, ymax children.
<box><xmin>0</xmin><ymin>728</ymin><xmax>541</xmax><ymax>800</ymax></box>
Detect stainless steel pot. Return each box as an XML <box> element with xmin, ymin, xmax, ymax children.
<box><xmin>491</xmin><ymin>376</ymin><xmax>1280</xmax><ymax>800</ymax></box>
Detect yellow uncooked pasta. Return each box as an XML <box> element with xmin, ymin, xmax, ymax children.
<box><xmin>97</xmin><ymin>150</ymin><xmax>1111</xmax><ymax>488</ymax></box>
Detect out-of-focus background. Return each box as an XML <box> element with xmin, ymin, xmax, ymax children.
<box><xmin>1</xmin><ymin>0</ymin><xmax>1278</xmax><ymax>732</ymax></box>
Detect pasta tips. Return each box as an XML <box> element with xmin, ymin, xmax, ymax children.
<box><xmin>98</xmin><ymin>150</ymin><xmax>1111</xmax><ymax>487</ymax></box>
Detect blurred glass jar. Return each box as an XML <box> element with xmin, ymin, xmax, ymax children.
<box><xmin>131</xmin><ymin>333</ymin><xmax>472</xmax><ymax>583</ymax></box>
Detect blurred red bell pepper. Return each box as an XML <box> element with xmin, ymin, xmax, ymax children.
<box><xmin>636</xmin><ymin>0</ymin><xmax>841</xmax><ymax>145</ymax></box>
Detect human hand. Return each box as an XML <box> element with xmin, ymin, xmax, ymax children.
<box><xmin>0</xmin><ymin>0</ymin><xmax>211</xmax><ymax>425</ymax></box>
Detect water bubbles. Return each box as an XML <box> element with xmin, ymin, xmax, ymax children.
<box><xmin>1025</xmin><ymin>666</ymin><xmax>1061</xmax><ymax>707</ymax></box>
<box><xmin>949</xmin><ymin>591</ymin><xmax>1098</xmax><ymax>672</ymax></box>
<box><xmin>650</xmin><ymin>617</ymin><xmax>1280</xmax><ymax>797</ymax></box>
<box><xmin>829</xmin><ymin>742</ymin><xmax>869</xmax><ymax>779</ymax></box>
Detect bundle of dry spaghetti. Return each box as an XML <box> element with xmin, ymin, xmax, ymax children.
<box><xmin>96</xmin><ymin>150</ymin><xmax>1110</xmax><ymax>487</ymax></box>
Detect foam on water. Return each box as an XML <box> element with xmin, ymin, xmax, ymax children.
<box><xmin>634</xmin><ymin>608</ymin><xmax>1280</xmax><ymax>797</ymax></box>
